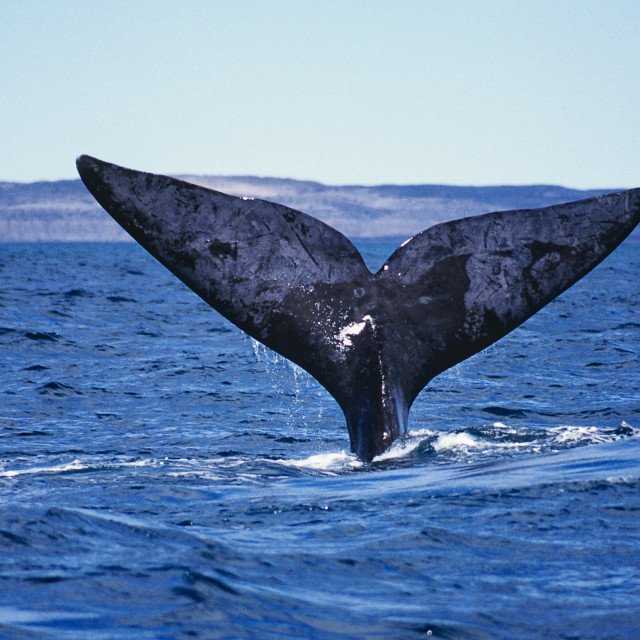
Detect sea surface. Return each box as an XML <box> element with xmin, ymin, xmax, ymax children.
<box><xmin>0</xmin><ymin>240</ymin><xmax>639</xmax><ymax>640</ymax></box>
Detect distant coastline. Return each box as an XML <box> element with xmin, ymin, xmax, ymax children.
<box><xmin>1</xmin><ymin>176</ymin><xmax>634</xmax><ymax>243</ymax></box>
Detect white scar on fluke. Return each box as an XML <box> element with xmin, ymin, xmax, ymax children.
<box><xmin>76</xmin><ymin>155</ymin><xmax>640</xmax><ymax>461</ymax></box>
<box><xmin>338</xmin><ymin>315</ymin><xmax>374</xmax><ymax>349</ymax></box>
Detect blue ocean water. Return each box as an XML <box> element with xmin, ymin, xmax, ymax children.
<box><xmin>0</xmin><ymin>240</ymin><xmax>639</xmax><ymax>640</ymax></box>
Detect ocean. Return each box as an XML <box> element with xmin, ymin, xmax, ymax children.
<box><xmin>0</xmin><ymin>240</ymin><xmax>638</xmax><ymax>639</ymax></box>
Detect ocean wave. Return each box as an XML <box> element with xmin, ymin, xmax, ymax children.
<box><xmin>24</xmin><ymin>331</ymin><xmax>59</xmax><ymax>342</ymax></box>
<box><xmin>398</xmin><ymin>420</ymin><xmax>640</xmax><ymax>464</ymax></box>
<box><xmin>0</xmin><ymin>457</ymin><xmax>156</xmax><ymax>479</ymax></box>
<box><xmin>247</xmin><ymin>421</ymin><xmax>640</xmax><ymax>474</ymax></box>
<box><xmin>0</xmin><ymin>459</ymin><xmax>88</xmax><ymax>478</ymax></box>
<box><xmin>38</xmin><ymin>380</ymin><xmax>83</xmax><ymax>396</ymax></box>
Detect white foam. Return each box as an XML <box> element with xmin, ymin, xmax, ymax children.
<box><xmin>547</xmin><ymin>423</ymin><xmax>639</xmax><ymax>446</ymax></box>
<box><xmin>432</xmin><ymin>432</ymin><xmax>478</xmax><ymax>452</ymax></box>
<box><xmin>0</xmin><ymin>457</ymin><xmax>161</xmax><ymax>478</ymax></box>
<box><xmin>167</xmin><ymin>471</ymin><xmax>223</xmax><ymax>480</ymax></box>
<box><xmin>279</xmin><ymin>451</ymin><xmax>362</xmax><ymax>471</ymax></box>
<box><xmin>0</xmin><ymin>459</ymin><xmax>87</xmax><ymax>478</ymax></box>
<box><xmin>548</xmin><ymin>425</ymin><xmax>600</xmax><ymax>444</ymax></box>
<box><xmin>119</xmin><ymin>458</ymin><xmax>155</xmax><ymax>468</ymax></box>
<box><xmin>407</xmin><ymin>428</ymin><xmax>436</xmax><ymax>438</ymax></box>
<box><xmin>373</xmin><ymin>437</ymin><xmax>423</xmax><ymax>461</ymax></box>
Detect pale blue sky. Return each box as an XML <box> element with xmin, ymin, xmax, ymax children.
<box><xmin>2</xmin><ymin>0</ymin><xmax>639</xmax><ymax>188</ymax></box>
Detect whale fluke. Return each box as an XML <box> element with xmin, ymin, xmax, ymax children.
<box><xmin>76</xmin><ymin>155</ymin><xmax>640</xmax><ymax>461</ymax></box>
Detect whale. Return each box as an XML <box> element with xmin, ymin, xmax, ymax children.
<box><xmin>76</xmin><ymin>155</ymin><xmax>640</xmax><ymax>461</ymax></box>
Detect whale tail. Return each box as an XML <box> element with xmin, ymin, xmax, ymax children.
<box><xmin>77</xmin><ymin>155</ymin><xmax>640</xmax><ymax>461</ymax></box>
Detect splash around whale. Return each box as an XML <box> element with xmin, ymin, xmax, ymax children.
<box><xmin>76</xmin><ymin>155</ymin><xmax>640</xmax><ymax>461</ymax></box>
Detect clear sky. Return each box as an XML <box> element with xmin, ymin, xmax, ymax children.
<box><xmin>2</xmin><ymin>0</ymin><xmax>639</xmax><ymax>188</ymax></box>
